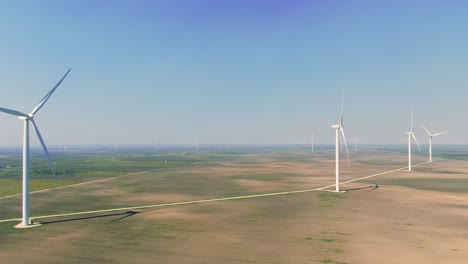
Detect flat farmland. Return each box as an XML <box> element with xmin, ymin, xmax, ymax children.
<box><xmin>0</xmin><ymin>148</ymin><xmax>467</xmax><ymax>263</ymax></box>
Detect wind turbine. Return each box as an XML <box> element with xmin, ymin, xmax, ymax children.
<box><xmin>354</xmin><ymin>138</ymin><xmax>358</xmax><ymax>152</ymax></box>
<box><xmin>310</xmin><ymin>133</ymin><xmax>314</xmax><ymax>152</ymax></box>
<box><xmin>420</xmin><ymin>123</ymin><xmax>447</xmax><ymax>162</ymax></box>
<box><xmin>0</xmin><ymin>68</ymin><xmax>71</xmax><ymax>228</ymax></box>
<box><xmin>195</xmin><ymin>139</ymin><xmax>199</xmax><ymax>152</ymax></box>
<box><xmin>406</xmin><ymin>109</ymin><xmax>421</xmax><ymax>171</ymax></box>
<box><xmin>155</xmin><ymin>136</ymin><xmax>159</xmax><ymax>152</ymax></box>
<box><xmin>331</xmin><ymin>91</ymin><xmax>349</xmax><ymax>192</ymax></box>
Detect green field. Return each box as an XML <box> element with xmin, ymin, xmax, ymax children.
<box><xmin>0</xmin><ymin>146</ymin><xmax>467</xmax><ymax>264</ymax></box>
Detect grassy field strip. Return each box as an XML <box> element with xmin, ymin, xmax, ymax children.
<box><xmin>317</xmin><ymin>161</ymin><xmax>431</xmax><ymax>190</ymax></box>
<box><xmin>0</xmin><ymin>161</ymin><xmax>430</xmax><ymax>224</ymax></box>
<box><xmin>0</xmin><ymin>170</ymin><xmax>151</xmax><ymax>201</ymax></box>
<box><xmin>0</xmin><ymin>188</ymin><xmax>326</xmax><ymax>223</ymax></box>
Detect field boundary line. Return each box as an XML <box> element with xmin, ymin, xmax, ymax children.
<box><xmin>317</xmin><ymin>161</ymin><xmax>430</xmax><ymax>190</ymax></box>
<box><xmin>0</xmin><ymin>170</ymin><xmax>152</xmax><ymax>200</ymax></box>
<box><xmin>0</xmin><ymin>161</ymin><xmax>431</xmax><ymax>224</ymax></box>
<box><xmin>0</xmin><ymin>188</ymin><xmax>326</xmax><ymax>223</ymax></box>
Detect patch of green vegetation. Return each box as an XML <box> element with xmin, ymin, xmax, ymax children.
<box><xmin>321</xmin><ymin>258</ymin><xmax>347</xmax><ymax>264</ymax></box>
<box><xmin>127</xmin><ymin>173</ymin><xmax>250</xmax><ymax>197</ymax></box>
<box><xmin>448</xmin><ymin>204</ymin><xmax>468</xmax><ymax>209</ymax></box>
<box><xmin>436</xmin><ymin>153</ymin><xmax>468</xmax><ymax>161</ymax></box>
<box><xmin>321</xmin><ymin>231</ymin><xmax>351</xmax><ymax>236</ymax></box>
<box><xmin>327</xmin><ymin>248</ymin><xmax>343</xmax><ymax>254</ymax></box>
<box><xmin>0</xmin><ymin>223</ymin><xmax>23</xmax><ymax>235</ymax></box>
<box><xmin>0</xmin><ymin>153</ymin><xmax>196</xmax><ymax>179</ymax></box>
<box><xmin>0</xmin><ymin>179</ymin><xmax>79</xmax><ymax>196</ymax></box>
<box><xmin>431</xmin><ymin>170</ymin><xmax>466</xmax><ymax>175</ymax></box>
<box><xmin>0</xmin><ymin>167</ymin><xmax>21</xmax><ymax>175</ymax></box>
<box><xmin>358</xmin><ymin>160</ymin><xmax>401</xmax><ymax>166</ymax></box>
<box><xmin>379</xmin><ymin>146</ymin><xmax>468</xmax><ymax>161</ymax></box>
<box><xmin>320</xmin><ymin>238</ymin><xmax>336</xmax><ymax>243</ymax></box>
<box><xmin>366</xmin><ymin>178</ymin><xmax>468</xmax><ymax>193</ymax></box>
<box><xmin>230</xmin><ymin>173</ymin><xmax>298</xmax><ymax>182</ymax></box>
<box><xmin>138</xmin><ymin>222</ymin><xmax>185</xmax><ymax>240</ymax></box>
<box><xmin>319</xmin><ymin>192</ymin><xmax>345</xmax><ymax>208</ymax></box>
<box><xmin>336</xmin><ymin>232</ymin><xmax>351</xmax><ymax>236</ymax></box>
<box><xmin>305</xmin><ymin>237</ymin><xmax>314</xmax><ymax>240</ymax></box>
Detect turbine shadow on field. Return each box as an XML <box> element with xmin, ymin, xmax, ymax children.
<box><xmin>41</xmin><ymin>211</ymin><xmax>140</xmax><ymax>225</ymax></box>
<box><xmin>344</xmin><ymin>183</ymin><xmax>379</xmax><ymax>192</ymax></box>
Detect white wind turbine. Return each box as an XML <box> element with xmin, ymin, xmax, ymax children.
<box><xmin>331</xmin><ymin>92</ymin><xmax>349</xmax><ymax>192</ymax></box>
<box><xmin>420</xmin><ymin>123</ymin><xmax>448</xmax><ymax>162</ymax></box>
<box><xmin>310</xmin><ymin>133</ymin><xmax>314</xmax><ymax>152</ymax></box>
<box><xmin>406</xmin><ymin>110</ymin><xmax>421</xmax><ymax>171</ymax></box>
<box><xmin>155</xmin><ymin>136</ymin><xmax>159</xmax><ymax>151</ymax></box>
<box><xmin>0</xmin><ymin>68</ymin><xmax>71</xmax><ymax>228</ymax></box>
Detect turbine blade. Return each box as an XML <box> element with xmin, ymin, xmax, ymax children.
<box><xmin>30</xmin><ymin>68</ymin><xmax>71</xmax><ymax>116</ymax></box>
<box><xmin>411</xmin><ymin>132</ymin><xmax>421</xmax><ymax>151</ymax></box>
<box><xmin>411</xmin><ymin>108</ymin><xmax>414</xmax><ymax>132</ymax></box>
<box><xmin>432</xmin><ymin>131</ymin><xmax>448</xmax><ymax>137</ymax></box>
<box><xmin>340</xmin><ymin>127</ymin><xmax>350</xmax><ymax>167</ymax></box>
<box><xmin>340</xmin><ymin>90</ymin><xmax>344</xmax><ymax>126</ymax></box>
<box><xmin>0</xmin><ymin>107</ymin><xmax>29</xmax><ymax>118</ymax></box>
<box><xmin>419</xmin><ymin>122</ymin><xmax>431</xmax><ymax>136</ymax></box>
<box><xmin>30</xmin><ymin>119</ymin><xmax>57</xmax><ymax>187</ymax></box>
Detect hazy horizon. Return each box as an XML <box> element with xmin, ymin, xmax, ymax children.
<box><xmin>1</xmin><ymin>1</ymin><xmax>467</xmax><ymax>146</ymax></box>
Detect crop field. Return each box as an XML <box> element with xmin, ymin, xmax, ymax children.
<box><xmin>0</xmin><ymin>146</ymin><xmax>467</xmax><ymax>263</ymax></box>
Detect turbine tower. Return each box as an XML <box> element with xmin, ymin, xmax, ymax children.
<box><xmin>195</xmin><ymin>139</ymin><xmax>199</xmax><ymax>152</ymax></box>
<box><xmin>331</xmin><ymin>91</ymin><xmax>349</xmax><ymax>192</ymax></box>
<box><xmin>155</xmin><ymin>136</ymin><xmax>159</xmax><ymax>152</ymax></box>
<box><xmin>406</xmin><ymin>109</ymin><xmax>420</xmax><ymax>171</ymax></box>
<box><xmin>420</xmin><ymin>123</ymin><xmax>447</xmax><ymax>162</ymax></box>
<box><xmin>310</xmin><ymin>133</ymin><xmax>314</xmax><ymax>152</ymax></box>
<box><xmin>0</xmin><ymin>68</ymin><xmax>71</xmax><ymax>228</ymax></box>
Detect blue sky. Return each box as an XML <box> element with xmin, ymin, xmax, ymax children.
<box><xmin>0</xmin><ymin>0</ymin><xmax>467</xmax><ymax>146</ymax></box>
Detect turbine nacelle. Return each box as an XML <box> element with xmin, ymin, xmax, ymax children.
<box><xmin>18</xmin><ymin>113</ymin><xmax>35</xmax><ymax>120</ymax></box>
<box><xmin>331</xmin><ymin>124</ymin><xmax>341</xmax><ymax>129</ymax></box>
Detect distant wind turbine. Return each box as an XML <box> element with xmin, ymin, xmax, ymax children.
<box><xmin>310</xmin><ymin>133</ymin><xmax>314</xmax><ymax>152</ymax></box>
<box><xmin>420</xmin><ymin>123</ymin><xmax>447</xmax><ymax>162</ymax></box>
<box><xmin>155</xmin><ymin>136</ymin><xmax>159</xmax><ymax>151</ymax></box>
<box><xmin>0</xmin><ymin>68</ymin><xmax>71</xmax><ymax>228</ymax></box>
<box><xmin>331</xmin><ymin>91</ymin><xmax>349</xmax><ymax>192</ymax></box>
<box><xmin>195</xmin><ymin>139</ymin><xmax>199</xmax><ymax>152</ymax></box>
<box><xmin>406</xmin><ymin>109</ymin><xmax>421</xmax><ymax>171</ymax></box>
<box><xmin>354</xmin><ymin>138</ymin><xmax>358</xmax><ymax>152</ymax></box>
